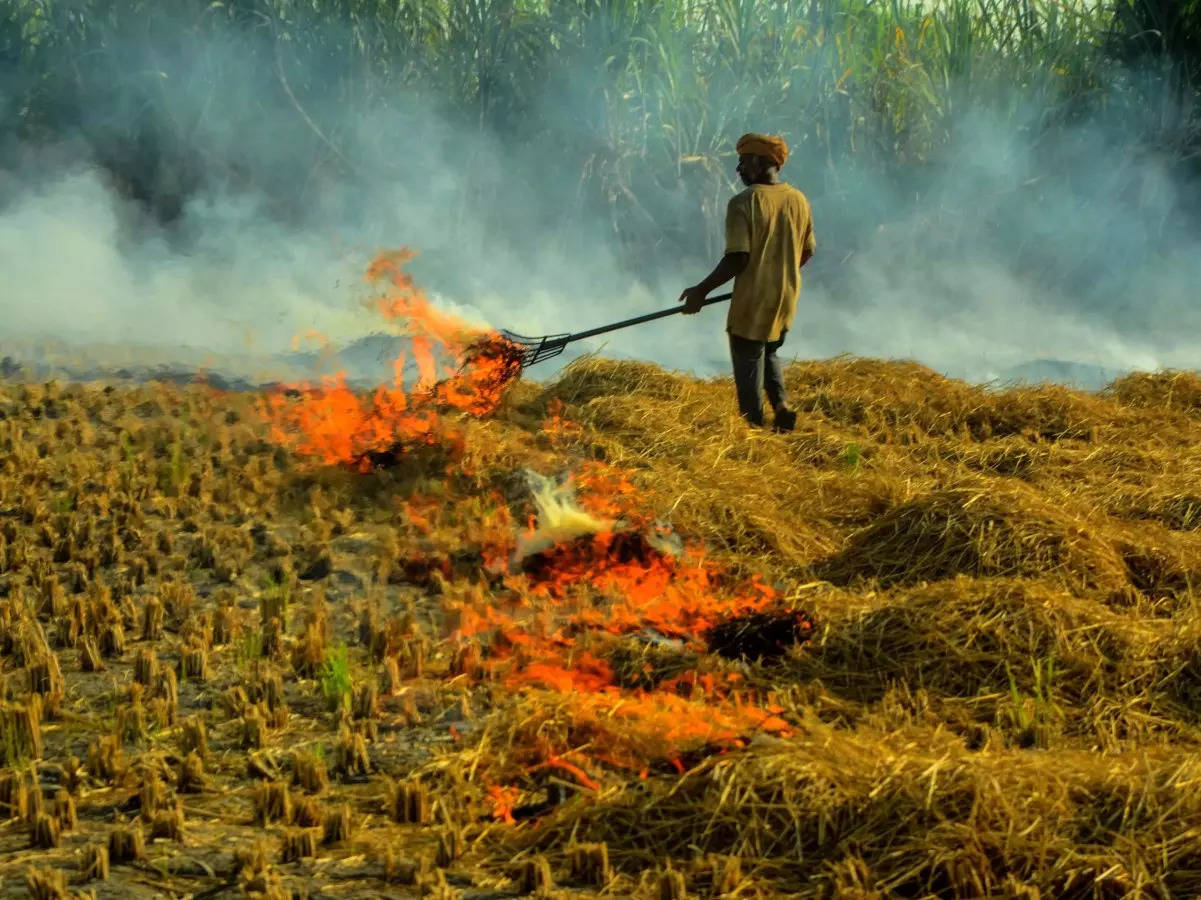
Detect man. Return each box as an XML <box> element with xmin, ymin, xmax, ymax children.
<box><xmin>679</xmin><ymin>132</ymin><xmax>816</xmax><ymax>432</ymax></box>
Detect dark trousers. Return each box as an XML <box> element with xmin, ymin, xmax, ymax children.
<box><xmin>729</xmin><ymin>330</ymin><xmax>788</xmax><ymax>427</ymax></box>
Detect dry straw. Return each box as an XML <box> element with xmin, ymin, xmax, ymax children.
<box><xmin>497</xmin><ymin>716</ymin><xmax>1201</xmax><ymax>895</ymax></box>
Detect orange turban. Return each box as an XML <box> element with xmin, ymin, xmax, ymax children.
<box><xmin>736</xmin><ymin>132</ymin><xmax>789</xmax><ymax>168</ymax></box>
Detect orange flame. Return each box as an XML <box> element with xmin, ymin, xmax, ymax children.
<box><xmin>447</xmin><ymin>451</ymin><xmax>805</xmax><ymax>791</ymax></box>
<box><xmin>487</xmin><ymin>784</ymin><xmax>520</xmax><ymax>824</ymax></box>
<box><xmin>260</xmin><ymin>249</ymin><xmax>524</xmax><ymax>470</ymax></box>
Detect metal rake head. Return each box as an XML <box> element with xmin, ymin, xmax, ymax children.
<box><xmin>499</xmin><ymin>330</ymin><xmax>571</xmax><ymax>369</ymax></box>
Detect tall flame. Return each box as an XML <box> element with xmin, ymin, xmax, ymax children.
<box><xmin>261</xmin><ymin>248</ymin><xmax>524</xmax><ymax>470</ymax></box>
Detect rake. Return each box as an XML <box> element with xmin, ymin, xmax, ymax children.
<box><xmin>497</xmin><ymin>292</ymin><xmax>732</xmax><ymax>369</ymax></box>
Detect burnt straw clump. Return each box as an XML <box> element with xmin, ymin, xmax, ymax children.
<box><xmin>704</xmin><ymin>606</ymin><xmax>815</xmax><ymax>661</ymax></box>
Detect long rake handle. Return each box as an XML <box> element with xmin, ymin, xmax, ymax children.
<box><xmin>563</xmin><ymin>292</ymin><xmax>732</xmax><ymax>345</ymax></box>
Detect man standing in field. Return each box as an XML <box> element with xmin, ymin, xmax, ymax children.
<box><xmin>679</xmin><ymin>132</ymin><xmax>816</xmax><ymax>433</ymax></box>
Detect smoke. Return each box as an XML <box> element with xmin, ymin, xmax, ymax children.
<box><xmin>792</xmin><ymin>101</ymin><xmax>1201</xmax><ymax>384</ymax></box>
<box><xmin>1</xmin><ymin>6</ymin><xmax>1198</xmax><ymax>390</ymax></box>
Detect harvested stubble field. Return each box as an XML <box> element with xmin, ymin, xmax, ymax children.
<box><xmin>6</xmin><ymin>347</ymin><xmax>1201</xmax><ymax>899</ymax></box>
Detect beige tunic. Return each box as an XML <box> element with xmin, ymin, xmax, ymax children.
<box><xmin>723</xmin><ymin>183</ymin><xmax>816</xmax><ymax>342</ymax></box>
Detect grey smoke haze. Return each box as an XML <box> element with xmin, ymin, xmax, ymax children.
<box><xmin>1</xmin><ymin>13</ymin><xmax>1199</xmax><ymax>389</ymax></box>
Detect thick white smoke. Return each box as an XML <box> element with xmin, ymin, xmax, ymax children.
<box><xmin>1</xmin><ymin>12</ymin><xmax>1198</xmax><ymax>391</ymax></box>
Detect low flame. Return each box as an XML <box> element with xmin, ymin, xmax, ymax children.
<box><xmin>453</xmin><ymin>461</ymin><xmax>810</xmax><ymax>792</ymax></box>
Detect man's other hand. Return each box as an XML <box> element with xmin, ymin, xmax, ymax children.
<box><xmin>678</xmin><ymin>286</ymin><xmax>707</xmax><ymax>314</ymax></box>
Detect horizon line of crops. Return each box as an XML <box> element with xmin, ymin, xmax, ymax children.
<box><xmin>1</xmin><ymin>0</ymin><xmax>1197</xmax><ymax>270</ymax></box>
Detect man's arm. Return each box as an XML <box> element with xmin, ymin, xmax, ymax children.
<box><xmin>679</xmin><ymin>252</ymin><xmax>749</xmax><ymax>314</ymax></box>
<box><xmin>800</xmin><ymin>217</ymin><xmax>816</xmax><ymax>269</ymax></box>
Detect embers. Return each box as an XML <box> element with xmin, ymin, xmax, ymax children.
<box><xmin>519</xmin><ymin>529</ymin><xmax>674</xmax><ymax>582</ymax></box>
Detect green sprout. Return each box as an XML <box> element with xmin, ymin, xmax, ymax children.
<box><xmin>320</xmin><ymin>643</ymin><xmax>352</xmax><ymax>712</ymax></box>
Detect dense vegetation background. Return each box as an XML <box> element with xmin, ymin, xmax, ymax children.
<box><xmin>1</xmin><ymin>0</ymin><xmax>1199</xmax><ymax>348</ymax></box>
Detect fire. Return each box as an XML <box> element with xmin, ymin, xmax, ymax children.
<box><xmin>487</xmin><ymin>784</ymin><xmax>520</xmax><ymax>824</ymax></box>
<box><xmin>449</xmin><ymin>460</ymin><xmax>813</xmax><ymax>792</ymax></box>
<box><xmin>260</xmin><ymin>249</ymin><xmax>525</xmax><ymax>470</ymax></box>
